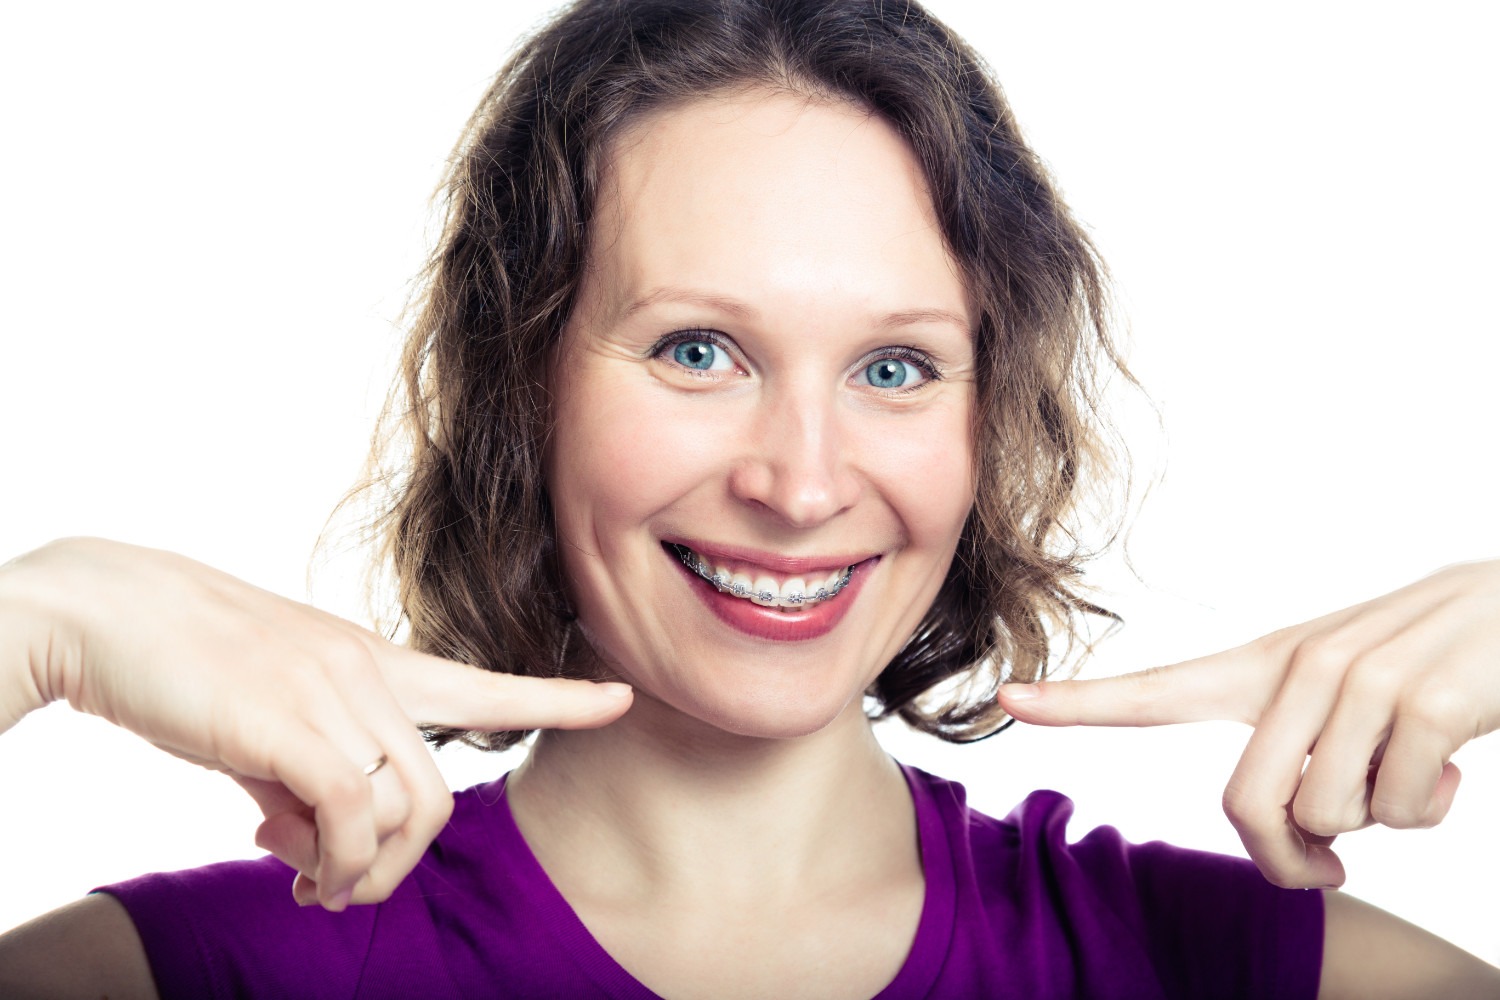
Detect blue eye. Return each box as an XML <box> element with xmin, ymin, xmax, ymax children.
<box><xmin>674</xmin><ymin>341</ymin><xmax>714</xmax><ymax>369</ymax></box>
<box><xmin>862</xmin><ymin>357</ymin><xmax>926</xmax><ymax>389</ymax></box>
<box><xmin>669</xmin><ymin>338</ymin><xmax>734</xmax><ymax>372</ymax></box>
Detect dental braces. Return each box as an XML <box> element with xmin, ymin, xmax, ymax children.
<box><xmin>673</xmin><ymin>544</ymin><xmax>852</xmax><ymax>606</ymax></box>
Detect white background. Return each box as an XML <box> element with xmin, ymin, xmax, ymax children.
<box><xmin>3</xmin><ymin>0</ymin><xmax>1497</xmax><ymax>965</ymax></box>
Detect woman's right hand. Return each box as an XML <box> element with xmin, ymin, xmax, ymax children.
<box><xmin>0</xmin><ymin>538</ymin><xmax>633</xmax><ymax>911</ymax></box>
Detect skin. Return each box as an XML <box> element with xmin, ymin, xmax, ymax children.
<box><xmin>2</xmin><ymin>90</ymin><xmax>1499</xmax><ymax>996</ymax></box>
<box><xmin>514</xmin><ymin>89</ymin><xmax>974</xmax><ymax>999</ymax></box>
<box><xmin>998</xmin><ymin>560</ymin><xmax>1500</xmax><ymax>891</ymax></box>
<box><xmin>0</xmin><ymin>538</ymin><xmax>633</xmax><ymax>998</ymax></box>
<box><xmin>999</xmin><ymin>561</ymin><xmax>1500</xmax><ymax>994</ymax></box>
<box><xmin>542</xmin><ymin>89</ymin><xmax>976</xmax><ymax>741</ymax></box>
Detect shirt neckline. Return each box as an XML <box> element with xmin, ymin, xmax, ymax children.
<box><xmin>488</xmin><ymin>761</ymin><xmax>956</xmax><ymax>1000</ymax></box>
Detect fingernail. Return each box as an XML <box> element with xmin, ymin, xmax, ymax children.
<box><xmin>325</xmin><ymin>888</ymin><xmax>353</xmax><ymax>912</ymax></box>
<box><xmin>1001</xmin><ymin>683</ymin><xmax>1040</xmax><ymax>701</ymax></box>
<box><xmin>600</xmin><ymin>683</ymin><xmax>633</xmax><ymax>699</ymax></box>
<box><xmin>292</xmin><ymin>875</ymin><xmax>318</xmax><ymax>907</ymax></box>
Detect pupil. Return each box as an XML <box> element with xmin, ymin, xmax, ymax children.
<box><xmin>869</xmin><ymin>359</ymin><xmax>906</xmax><ymax>388</ymax></box>
<box><xmin>675</xmin><ymin>341</ymin><xmax>714</xmax><ymax>369</ymax></box>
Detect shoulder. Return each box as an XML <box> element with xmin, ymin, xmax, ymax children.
<box><xmin>99</xmin><ymin>854</ymin><xmax>387</xmax><ymax>999</ymax></box>
<box><xmin>905</xmin><ymin>767</ymin><xmax>1324</xmax><ymax>1000</ymax></box>
<box><xmin>914</xmin><ymin>767</ymin><xmax>1314</xmax><ymax>920</ymax></box>
<box><xmin>87</xmin><ymin>775</ymin><xmax>538</xmax><ymax>1000</ymax></box>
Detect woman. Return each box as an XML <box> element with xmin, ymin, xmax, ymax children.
<box><xmin>2</xmin><ymin>0</ymin><xmax>1498</xmax><ymax>996</ymax></box>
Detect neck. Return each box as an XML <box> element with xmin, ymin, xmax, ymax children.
<box><xmin>506</xmin><ymin>692</ymin><xmax>917</xmax><ymax>906</ymax></box>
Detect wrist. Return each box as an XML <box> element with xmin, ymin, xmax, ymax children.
<box><xmin>0</xmin><ymin>541</ymin><xmax>90</xmax><ymax>732</ymax></box>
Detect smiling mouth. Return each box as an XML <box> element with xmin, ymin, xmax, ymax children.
<box><xmin>666</xmin><ymin>543</ymin><xmax>854</xmax><ymax>609</ymax></box>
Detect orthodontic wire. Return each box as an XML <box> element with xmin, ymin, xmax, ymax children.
<box><xmin>673</xmin><ymin>544</ymin><xmax>852</xmax><ymax>605</ymax></box>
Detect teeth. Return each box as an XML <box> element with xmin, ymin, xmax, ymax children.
<box><xmin>673</xmin><ymin>544</ymin><xmax>852</xmax><ymax>608</ymax></box>
<box><xmin>750</xmin><ymin>575</ymin><xmax>779</xmax><ymax>606</ymax></box>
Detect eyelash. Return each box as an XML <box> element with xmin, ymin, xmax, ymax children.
<box><xmin>864</xmin><ymin>346</ymin><xmax>943</xmax><ymax>394</ymax></box>
<box><xmin>650</xmin><ymin>329</ymin><xmax>740</xmax><ymax>378</ymax></box>
<box><xmin>649</xmin><ymin>330</ymin><xmax>944</xmax><ymax>393</ymax></box>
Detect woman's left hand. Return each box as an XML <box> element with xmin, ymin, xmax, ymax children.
<box><xmin>997</xmin><ymin>559</ymin><xmax>1500</xmax><ymax>889</ymax></box>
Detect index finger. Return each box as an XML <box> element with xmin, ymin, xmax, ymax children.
<box><xmin>997</xmin><ymin>645</ymin><xmax>1267</xmax><ymax>728</ymax></box>
<box><xmin>377</xmin><ymin>645</ymin><xmax>634</xmax><ymax>731</ymax></box>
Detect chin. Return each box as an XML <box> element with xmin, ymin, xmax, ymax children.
<box><xmin>638</xmin><ymin>662</ymin><xmax>875</xmax><ymax>742</ymax></box>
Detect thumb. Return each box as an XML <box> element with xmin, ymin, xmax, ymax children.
<box><xmin>380</xmin><ymin>646</ymin><xmax>633</xmax><ymax>731</ymax></box>
<box><xmin>998</xmin><ymin>651</ymin><xmax>1254</xmax><ymax>728</ymax></box>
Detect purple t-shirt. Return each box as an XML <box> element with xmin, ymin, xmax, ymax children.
<box><xmin>100</xmin><ymin>764</ymin><xmax>1323</xmax><ymax>998</ymax></box>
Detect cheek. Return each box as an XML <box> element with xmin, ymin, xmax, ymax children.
<box><xmin>866</xmin><ymin>403</ymin><xmax>975</xmax><ymax>547</ymax></box>
<box><xmin>547</xmin><ymin>378</ymin><xmax>710</xmax><ymax>546</ymax></box>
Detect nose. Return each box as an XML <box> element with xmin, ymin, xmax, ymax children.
<box><xmin>728</xmin><ymin>388</ymin><xmax>861</xmax><ymax>528</ymax></box>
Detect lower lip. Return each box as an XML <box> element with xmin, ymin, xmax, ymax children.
<box><xmin>669</xmin><ymin>548</ymin><xmax>876</xmax><ymax>642</ymax></box>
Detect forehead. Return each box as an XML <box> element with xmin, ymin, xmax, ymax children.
<box><xmin>582</xmin><ymin>89</ymin><xmax>971</xmax><ymax>329</ymax></box>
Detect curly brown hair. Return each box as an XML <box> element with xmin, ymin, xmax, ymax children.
<box><xmin>363</xmin><ymin>0</ymin><xmax>1131</xmax><ymax>750</ymax></box>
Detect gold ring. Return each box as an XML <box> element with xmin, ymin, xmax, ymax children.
<box><xmin>361</xmin><ymin>754</ymin><xmax>389</xmax><ymax>777</ymax></box>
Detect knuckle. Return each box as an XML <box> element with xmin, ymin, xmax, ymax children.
<box><xmin>410</xmin><ymin>787</ymin><xmax>456</xmax><ymax>840</ymax></box>
<box><xmin>1339</xmin><ymin>652</ymin><xmax>1403</xmax><ymax>703</ymax></box>
<box><xmin>322</xmin><ymin>766</ymin><xmax>375</xmax><ymax>811</ymax></box>
<box><xmin>1288</xmin><ymin>632</ymin><xmax>1359</xmax><ymax>679</ymax></box>
<box><xmin>1401</xmin><ymin>680</ymin><xmax>1471</xmax><ymax>735</ymax></box>
<box><xmin>395</xmin><ymin>788</ymin><xmax>417</xmax><ymax>828</ymax></box>
<box><xmin>1418</xmin><ymin>795</ymin><xmax>1454</xmax><ymax>829</ymax></box>
<box><xmin>378</xmin><ymin>785</ymin><xmax>415</xmax><ymax>831</ymax></box>
<box><xmin>325</xmin><ymin>838</ymin><xmax>379</xmax><ymax>879</ymax></box>
<box><xmin>1369</xmin><ymin>795</ymin><xmax>1423</xmax><ymax>829</ymax></box>
<box><xmin>1220</xmin><ymin>784</ymin><xmax>1245</xmax><ymax>823</ymax></box>
<box><xmin>352</xmin><ymin>872</ymin><xmax>402</xmax><ymax>905</ymax></box>
<box><xmin>1259</xmin><ymin>863</ymin><xmax>1312</xmax><ymax>890</ymax></box>
<box><xmin>1220</xmin><ymin>781</ymin><xmax>1260</xmax><ymax>828</ymax></box>
<box><xmin>316</xmin><ymin>635</ymin><xmax>378</xmax><ymax>682</ymax></box>
<box><xmin>1290</xmin><ymin>798</ymin><xmax>1353</xmax><ymax>838</ymax></box>
<box><xmin>433</xmin><ymin>790</ymin><xmax>455</xmax><ymax>826</ymax></box>
<box><xmin>354</xmin><ymin>841</ymin><xmax>381</xmax><ymax>873</ymax></box>
<box><xmin>1120</xmin><ymin>666</ymin><xmax>1174</xmax><ymax>712</ymax></box>
<box><xmin>1255</xmin><ymin>862</ymin><xmax>1294</xmax><ymax>889</ymax></box>
<box><xmin>279</xmin><ymin>658</ymin><xmax>345</xmax><ymax>710</ymax></box>
<box><xmin>277</xmin><ymin>653</ymin><xmax>325</xmax><ymax>692</ymax></box>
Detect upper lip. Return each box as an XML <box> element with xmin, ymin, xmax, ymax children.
<box><xmin>663</xmin><ymin>537</ymin><xmax>878</xmax><ymax>576</ymax></box>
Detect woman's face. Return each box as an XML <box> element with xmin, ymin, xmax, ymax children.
<box><xmin>547</xmin><ymin>90</ymin><xmax>976</xmax><ymax>739</ymax></box>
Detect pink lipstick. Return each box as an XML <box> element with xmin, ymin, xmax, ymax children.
<box><xmin>664</xmin><ymin>541</ymin><xmax>877</xmax><ymax>641</ymax></box>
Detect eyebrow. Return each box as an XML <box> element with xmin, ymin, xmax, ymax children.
<box><xmin>620</xmin><ymin>286</ymin><xmax>971</xmax><ymax>333</ymax></box>
<box><xmin>874</xmin><ymin>307</ymin><xmax>973</xmax><ymax>334</ymax></box>
<box><xmin>621</xmin><ymin>287</ymin><xmax>757</xmax><ymax>322</ymax></box>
